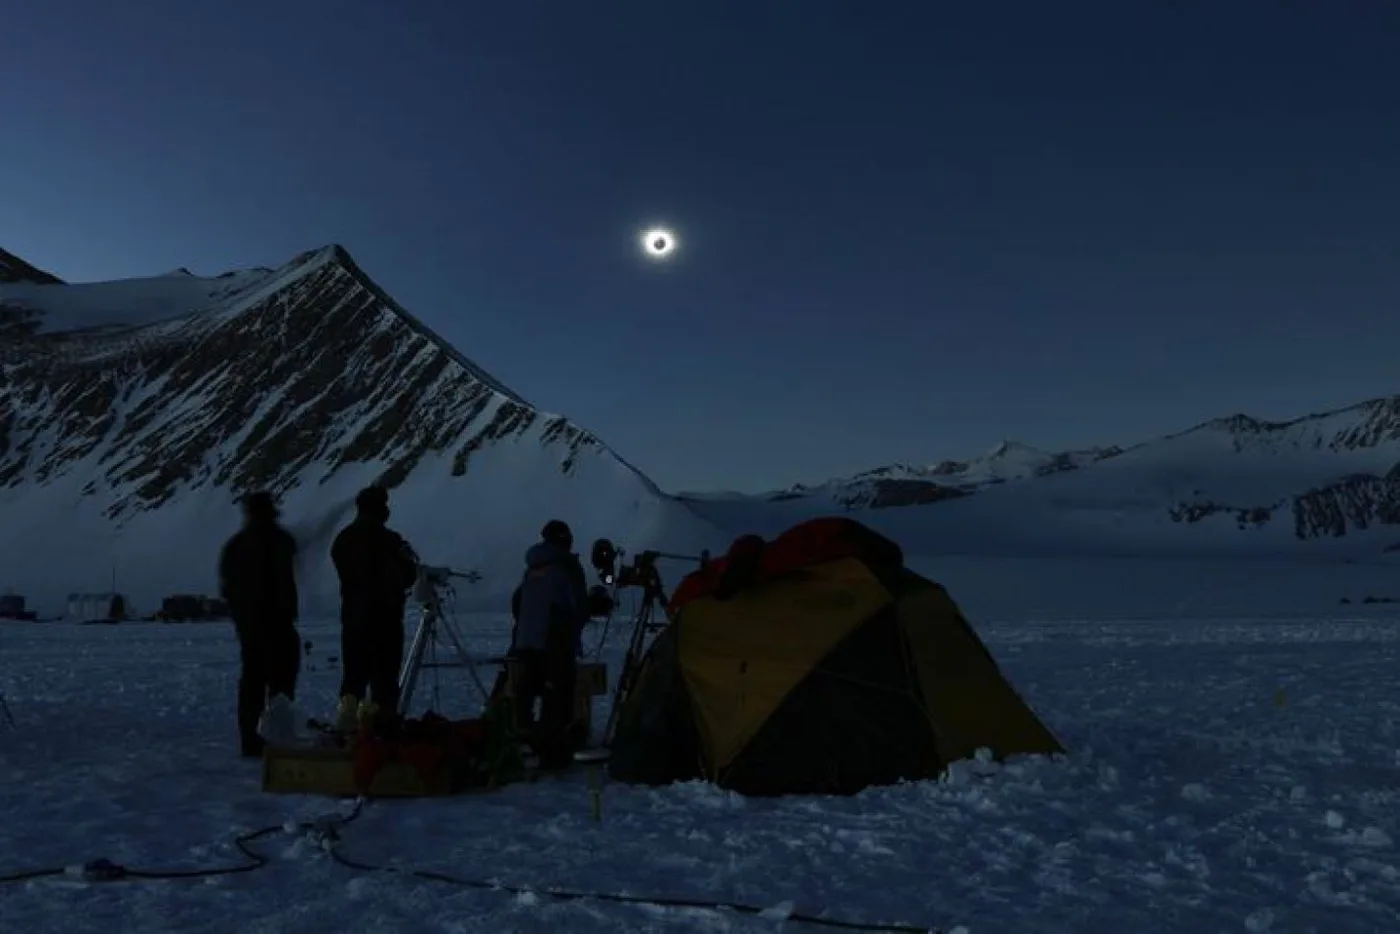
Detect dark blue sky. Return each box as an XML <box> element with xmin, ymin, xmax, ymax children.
<box><xmin>3</xmin><ymin>2</ymin><xmax>1398</xmax><ymax>493</ymax></box>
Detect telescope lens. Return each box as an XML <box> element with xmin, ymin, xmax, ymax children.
<box><xmin>591</xmin><ymin>538</ymin><xmax>617</xmax><ymax>572</ymax></box>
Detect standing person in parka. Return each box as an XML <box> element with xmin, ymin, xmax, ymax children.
<box><xmin>510</xmin><ymin>519</ymin><xmax>589</xmax><ymax>769</ymax></box>
<box><xmin>330</xmin><ymin>485</ymin><xmax>419</xmax><ymax>731</ymax></box>
<box><xmin>218</xmin><ymin>490</ymin><xmax>301</xmax><ymax>758</ymax></box>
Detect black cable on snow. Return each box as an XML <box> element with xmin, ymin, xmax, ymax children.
<box><xmin>325</xmin><ymin>839</ymin><xmax>942</xmax><ymax>933</ymax></box>
<box><xmin>0</xmin><ymin>865</ymin><xmax>65</xmax><ymax>884</ymax></box>
<box><xmin>0</xmin><ymin>798</ymin><xmax>365</xmax><ymax>885</ymax></box>
<box><xmin>0</xmin><ymin>795</ymin><xmax>943</xmax><ymax>933</ymax></box>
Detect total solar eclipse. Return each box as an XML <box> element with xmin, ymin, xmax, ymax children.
<box><xmin>641</xmin><ymin>228</ymin><xmax>677</xmax><ymax>259</ymax></box>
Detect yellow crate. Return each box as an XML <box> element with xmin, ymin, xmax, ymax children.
<box><xmin>261</xmin><ymin>745</ymin><xmax>452</xmax><ymax>797</ymax></box>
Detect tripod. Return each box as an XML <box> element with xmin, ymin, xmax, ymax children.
<box><xmin>600</xmin><ymin>579</ymin><xmax>669</xmax><ymax>747</ymax></box>
<box><xmin>397</xmin><ymin>565</ymin><xmax>489</xmax><ymax>718</ymax></box>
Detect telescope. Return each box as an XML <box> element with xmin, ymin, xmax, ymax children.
<box><xmin>400</xmin><ymin>563</ymin><xmax>487</xmax><ymax>717</ymax></box>
<box><xmin>587</xmin><ymin>538</ymin><xmax>709</xmax><ymax>747</ymax></box>
<box><xmin>589</xmin><ymin>538</ymin><xmax>709</xmax><ymax>590</ymax></box>
<box><xmin>420</xmin><ymin>565</ymin><xmax>482</xmax><ymax>586</ymax></box>
<box><xmin>412</xmin><ymin>565</ymin><xmax>481</xmax><ymax>606</ymax></box>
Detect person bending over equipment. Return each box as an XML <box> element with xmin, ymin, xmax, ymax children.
<box><xmin>218</xmin><ymin>491</ymin><xmax>301</xmax><ymax>758</ymax></box>
<box><xmin>330</xmin><ymin>485</ymin><xmax>419</xmax><ymax>731</ymax></box>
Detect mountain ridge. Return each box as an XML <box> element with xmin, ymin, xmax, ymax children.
<box><xmin>1</xmin><ymin>244</ymin><xmax>578</xmax><ymax>506</ymax></box>
<box><xmin>323</xmin><ymin>244</ymin><xmax>529</xmax><ymax>407</ymax></box>
<box><xmin>6</xmin><ymin>239</ymin><xmax>1400</xmax><ymax>616</ymax></box>
<box><xmin>0</xmin><ymin>247</ymin><xmax>63</xmax><ymax>286</ymax></box>
<box><xmin>0</xmin><ymin>243</ymin><xmax>718</xmax><ymax>616</ymax></box>
<box><xmin>676</xmin><ymin>391</ymin><xmax>1400</xmax><ymax>557</ymax></box>
<box><xmin>722</xmin><ymin>392</ymin><xmax>1400</xmax><ymax>507</ymax></box>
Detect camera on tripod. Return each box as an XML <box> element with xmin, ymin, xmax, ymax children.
<box><xmin>400</xmin><ymin>563</ymin><xmax>486</xmax><ymax>719</ymax></box>
<box><xmin>586</xmin><ymin>538</ymin><xmax>710</xmax><ymax>746</ymax></box>
<box><xmin>412</xmin><ymin>564</ymin><xmax>482</xmax><ymax>606</ymax></box>
<box><xmin>421</xmin><ymin>565</ymin><xmax>481</xmax><ymax>586</ymax></box>
<box><xmin>590</xmin><ymin>538</ymin><xmax>665</xmax><ymax>595</ymax></box>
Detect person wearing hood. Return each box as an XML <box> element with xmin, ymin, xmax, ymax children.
<box><xmin>218</xmin><ymin>491</ymin><xmax>301</xmax><ymax>758</ymax></box>
<box><xmin>510</xmin><ymin>519</ymin><xmax>589</xmax><ymax>769</ymax></box>
<box><xmin>330</xmin><ymin>485</ymin><xmax>419</xmax><ymax>730</ymax></box>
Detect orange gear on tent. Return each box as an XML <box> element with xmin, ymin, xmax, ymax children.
<box><xmin>667</xmin><ymin>517</ymin><xmax>904</xmax><ymax>614</ymax></box>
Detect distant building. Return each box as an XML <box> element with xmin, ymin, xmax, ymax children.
<box><xmin>157</xmin><ymin>594</ymin><xmax>230</xmax><ymax>622</ymax></box>
<box><xmin>67</xmin><ymin>592</ymin><xmax>129</xmax><ymax>621</ymax></box>
<box><xmin>0</xmin><ymin>593</ymin><xmax>37</xmax><ymax>620</ymax></box>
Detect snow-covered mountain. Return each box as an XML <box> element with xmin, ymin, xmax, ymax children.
<box><xmin>9</xmin><ymin>242</ymin><xmax>1400</xmax><ymax>618</ymax></box>
<box><xmin>0</xmin><ymin>245</ymin><xmax>721</xmax><ymax>617</ymax></box>
<box><xmin>737</xmin><ymin>440</ymin><xmax>1125</xmax><ymax>510</ymax></box>
<box><xmin>682</xmin><ymin>401</ymin><xmax>1400</xmax><ymax>558</ymax></box>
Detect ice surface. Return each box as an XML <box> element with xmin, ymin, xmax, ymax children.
<box><xmin>0</xmin><ymin>267</ymin><xmax>273</xmax><ymax>334</ymax></box>
<box><xmin>0</xmin><ymin>249</ymin><xmax>338</xmax><ymax>335</ymax></box>
<box><xmin>2</xmin><ymin>599</ymin><xmax>1398</xmax><ymax>932</ymax></box>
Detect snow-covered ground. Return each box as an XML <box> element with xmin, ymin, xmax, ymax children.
<box><xmin>3</xmin><ymin>565</ymin><xmax>1398</xmax><ymax>934</ymax></box>
<box><xmin>0</xmin><ymin>259</ymin><xmax>281</xmax><ymax>335</ymax></box>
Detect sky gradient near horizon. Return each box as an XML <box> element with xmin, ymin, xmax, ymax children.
<box><xmin>3</xmin><ymin>1</ymin><xmax>1399</xmax><ymax>493</ymax></box>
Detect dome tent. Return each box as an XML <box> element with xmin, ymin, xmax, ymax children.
<box><xmin>607</xmin><ymin>517</ymin><xmax>1064</xmax><ymax>796</ymax></box>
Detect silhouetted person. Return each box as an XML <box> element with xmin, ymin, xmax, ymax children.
<box><xmin>218</xmin><ymin>491</ymin><xmax>300</xmax><ymax>757</ymax></box>
<box><xmin>331</xmin><ymin>485</ymin><xmax>418</xmax><ymax>727</ymax></box>
<box><xmin>511</xmin><ymin>519</ymin><xmax>589</xmax><ymax>768</ymax></box>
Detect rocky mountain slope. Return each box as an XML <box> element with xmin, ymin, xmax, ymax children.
<box><xmin>0</xmin><ymin>245</ymin><xmax>720</xmax><ymax>617</ymax></box>
<box><xmin>682</xmin><ymin>400</ymin><xmax>1400</xmax><ymax>557</ymax></box>
<box><xmin>744</xmin><ymin>440</ymin><xmax>1126</xmax><ymax>509</ymax></box>
<box><xmin>0</xmin><ymin>248</ymin><xmax>61</xmax><ymax>286</ymax></box>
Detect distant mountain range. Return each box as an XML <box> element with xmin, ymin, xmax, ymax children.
<box><xmin>679</xmin><ymin>400</ymin><xmax>1400</xmax><ymax>558</ymax></box>
<box><xmin>4</xmin><ymin>241</ymin><xmax>1397</xmax><ymax>616</ymax></box>
<box><xmin>729</xmin><ymin>440</ymin><xmax>1126</xmax><ymax>508</ymax></box>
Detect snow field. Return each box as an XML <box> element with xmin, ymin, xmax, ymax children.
<box><xmin>1</xmin><ymin>607</ymin><xmax>1399</xmax><ymax>932</ymax></box>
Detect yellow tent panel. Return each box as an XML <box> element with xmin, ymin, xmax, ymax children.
<box><xmin>898</xmin><ymin>585</ymin><xmax>1064</xmax><ymax>763</ymax></box>
<box><xmin>676</xmin><ymin>556</ymin><xmax>892</xmax><ymax>773</ymax></box>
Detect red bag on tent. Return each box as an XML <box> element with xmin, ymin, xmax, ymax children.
<box><xmin>351</xmin><ymin>714</ymin><xmax>491</xmax><ymax>793</ymax></box>
<box><xmin>669</xmin><ymin>517</ymin><xmax>904</xmax><ymax>613</ymax></box>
